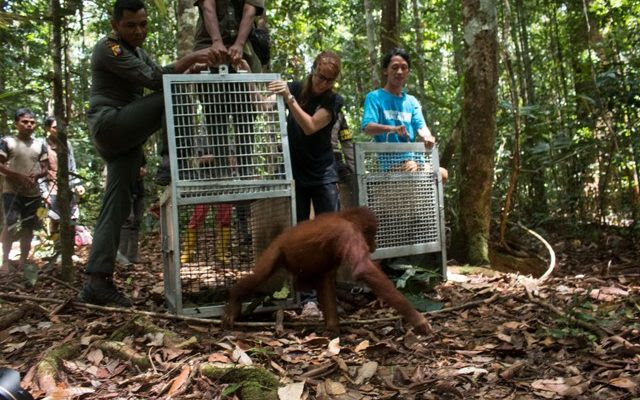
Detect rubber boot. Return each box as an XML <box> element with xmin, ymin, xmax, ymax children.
<box><xmin>215</xmin><ymin>226</ymin><xmax>231</xmax><ymax>263</ymax></box>
<box><xmin>116</xmin><ymin>228</ymin><xmax>131</xmax><ymax>265</ymax></box>
<box><xmin>180</xmin><ymin>227</ymin><xmax>197</xmax><ymax>264</ymax></box>
<box><xmin>127</xmin><ymin>229</ymin><xmax>140</xmax><ymax>264</ymax></box>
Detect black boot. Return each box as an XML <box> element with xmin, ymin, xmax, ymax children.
<box><xmin>154</xmin><ymin>154</ymin><xmax>171</xmax><ymax>186</ymax></box>
<box><xmin>78</xmin><ymin>273</ymin><xmax>133</xmax><ymax>307</ymax></box>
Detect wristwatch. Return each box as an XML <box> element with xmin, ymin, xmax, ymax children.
<box><xmin>286</xmin><ymin>93</ymin><xmax>295</xmax><ymax>104</ymax></box>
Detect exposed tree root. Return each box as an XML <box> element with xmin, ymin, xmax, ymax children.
<box><xmin>110</xmin><ymin>316</ymin><xmax>197</xmax><ymax>348</ymax></box>
<box><xmin>200</xmin><ymin>363</ymin><xmax>279</xmax><ymax>400</ymax></box>
<box><xmin>0</xmin><ymin>305</ymin><xmax>29</xmax><ymax>331</ymax></box>
<box><xmin>36</xmin><ymin>342</ymin><xmax>81</xmax><ymax>394</ymax></box>
<box><xmin>97</xmin><ymin>340</ymin><xmax>151</xmax><ymax>369</ymax></box>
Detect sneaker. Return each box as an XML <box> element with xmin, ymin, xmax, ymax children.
<box><xmin>78</xmin><ymin>274</ymin><xmax>133</xmax><ymax>307</ymax></box>
<box><xmin>154</xmin><ymin>154</ymin><xmax>171</xmax><ymax>186</ymax></box>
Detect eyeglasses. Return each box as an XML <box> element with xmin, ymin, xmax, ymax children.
<box><xmin>314</xmin><ymin>72</ymin><xmax>337</xmax><ymax>84</ymax></box>
<box><xmin>20</xmin><ymin>121</ymin><xmax>36</xmax><ymax>125</ymax></box>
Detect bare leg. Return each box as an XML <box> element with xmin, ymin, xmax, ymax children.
<box><xmin>18</xmin><ymin>228</ymin><xmax>34</xmax><ymax>268</ymax></box>
<box><xmin>1</xmin><ymin>226</ymin><xmax>13</xmax><ymax>271</ymax></box>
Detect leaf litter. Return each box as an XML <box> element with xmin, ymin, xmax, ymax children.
<box><xmin>0</xmin><ymin>230</ymin><xmax>637</xmax><ymax>399</ymax></box>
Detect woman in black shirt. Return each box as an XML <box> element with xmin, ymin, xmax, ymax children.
<box><xmin>268</xmin><ymin>51</ymin><xmax>343</xmax><ymax>222</ymax></box>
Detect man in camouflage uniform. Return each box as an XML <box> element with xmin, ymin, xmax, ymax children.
<box><xmin>194</xmin><ymin>0</ymin><xmax>264</xmax><ymax>72</ymax></box>
<box><xmin>80</xmin><ymin>0</ymin><xmax>214</xmax><ymax>307</ymax></box>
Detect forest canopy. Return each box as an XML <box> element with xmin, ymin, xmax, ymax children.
<box><xmin>1</xmin><ymin>0</ymin><xmax>639</xmax><ymax>252</ymax></box>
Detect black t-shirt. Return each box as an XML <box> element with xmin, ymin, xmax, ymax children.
<box><xmin>287</xmin><ymin>81</ymin><xmax>342</xmax><ymax>187</ymax></box>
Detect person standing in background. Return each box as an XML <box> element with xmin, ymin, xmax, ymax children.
<box><xmin>40</xmin><ymin>116</ymin><xmax>85</xmax><ymax>239</ymax></box>
<box><xmin>0</xmin><ymin>108</ymin><xmax>48</xmax><ymax>273</ymax></box>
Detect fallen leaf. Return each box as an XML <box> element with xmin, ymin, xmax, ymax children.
<box><xmin>354</xmin><ymin>340</ymin><xmax>370</xmax><ymax>353</ymax></box>
<box><xmin>354</xmin><ymin>361</ymin><xmax>378</xmax><ymax>385</ymax></box>
<box><xmin>3</xmin><ymin>341</ymin><xmax>27</xmax><ymax>353</ymax></box>
<box><xmin>609</xmin><ymin>376</ymin><xmax>637</xmax><ymax>391</ymax></box>
<box><xmin>324</xmin><ymin>379</ymin><xmax>346</xmax><ymax>395</ymax></box>
<box><xmin>144</xmin><ymin>332</ymin><xmax>164</xmax><ymax>347</ymax></box>
<box><xmin>42</xmin><ymin>386</ymin><xmax>94</xmax><ymax>400</ymax></box>
<box><xmin>501</xmin><ymin>321</ymin><xmax>521</xmax><ymax>330</ymax></box>
<box><xmin>37</xmin><ymin>322</ymin><xmax>53</xmax><ymax>330</ymax></box>
<box><xmin>590</xmin><ymin>287</ymin><xmax>629</xmax><ymax>302</ymax></box>
<box><xmin>168</xmin><ymin>365</ymin><xmax>190</xmax><ymax>396</ymax></box>
<box><xmin>9</xmin><ymin>325</ymin><xmax>32</xmax><ymax>335</ymax></box>
<box><xmin>531</xmin><ymin>376</ymin><xmax>588</xmax><ymax>397</ymax></box>
<box><xmin>455</xmin><ymin>367</ymin><xmax>488</xmax><ymax>377</ymax></box>
<box><xmin>326</xmin><ymin>337</ymin><xmax>341</xmax><ymax>356</ymax></box>
<box><xmin>277</xmin><ymin>381</ymin><xmax>305</xmax><ymax>400</ymax></box>
<box><xmin>86</xmin><ymin>348</ymin><xmax>103</xmax><ymax>365</ymax></box>
<box><xmin>232</xmin><ymin>346</ymin><xmax>253</xmax><ymax>365</ymax></box>
<box><xmin>496</xmin><ymin>333</ymin><xmax>512</xmax><ymax>343</ymax></box>
<box><xmin>207</xmin><ymin>352</ymin><xmax>231</xmax><ymax>363</ymax></box>
<box><xmin>80</xmin><ymin>335</ymin><xmax>105</xmax><ymax>346</ymax></box>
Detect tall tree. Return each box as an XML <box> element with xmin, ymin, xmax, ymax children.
<box><xmin>50</xmin><ymin>0</ymin><xmax>74</xmax><ymax>281</ymax></box>
<box><xmin>176</xmin><ymin>0</ymin><xmax>196</xmax><ymax>58</ymax></box>
<box><xmin>364</xmin><ymin>0</ymin><xmax>380</xmax><ymax>88</ymax></box>
<box><xmin>459</xmin><ymin>0</ymin><xmax>498</xmax><ymax>264</ymax></box>
<box><xmin>381</xmin><ymin>0</ymin><xmax>399</xmax><ymax>56</ymax></box>
<box><xmin>411</xmin><ymin>0</ymin><xmax>426</xmax><ymax>101</ymax></box>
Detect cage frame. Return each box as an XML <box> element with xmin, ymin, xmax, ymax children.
<box><xmin>160</xmin><ymin>71</ymin><xmax>297</xmax><ymax>317</ymax></box>
<box><xmin>354</xmin><ymin>142</ymin><xmax>447</xmax><ymax>278</ymax></box>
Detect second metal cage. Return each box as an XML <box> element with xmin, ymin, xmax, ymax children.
<box><xmin>354</xmin><ymin>142</ymin><xmax>446</xmax><ymax>277</ymax></box>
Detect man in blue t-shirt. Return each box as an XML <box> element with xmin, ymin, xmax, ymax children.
<box><xmin>361</xmin><ymin>48</ymin><xmax>447</xmax><ymax>181</ymax></box>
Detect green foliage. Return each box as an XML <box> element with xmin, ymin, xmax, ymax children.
<box><xmin>403</xmin><ymin>292</ymin><xmax>443</xmax><ymax>312</ymax></box>
<box><xmin>272</xmin><ymin>283</ymin><xmax>290</xmax><ymax>300</ymax></box>
<box><xmin>387</xmin><ymin>261</ymin><xmax>441</xmax><ymax>291</ymax></box>
<box><xmin>23</xmin><ymin>262</ymin><xmax>38</xmax><ymax>287</ymax></box>
<box><xmin>1</xmin><ymin>0</ymin><xmax>639</xmax><ymax>236</ymax></box>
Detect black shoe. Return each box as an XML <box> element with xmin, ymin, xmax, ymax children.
<box><xmin>154</xmin><ymin>154</ymin><xmax>171</xmax><ymax>186</ymax></box>
<box><xmin>78</xmin><ymin>274</ymin><xmax>133</xmax><ymax>307</ymax></box>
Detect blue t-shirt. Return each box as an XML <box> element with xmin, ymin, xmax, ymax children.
<box><xmin>361</xmin><ymin>88</ymin><xmax>427</xmax><ymax>170</ymax></box>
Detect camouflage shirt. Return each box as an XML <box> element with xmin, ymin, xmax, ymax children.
<box><xmin>87</xmin><ymin>33</ymin><xmax>174</xmax><ymax>135</ymax></box>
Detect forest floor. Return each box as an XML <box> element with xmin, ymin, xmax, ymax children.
<box><xmin>0</xmin><ymin>227</ymin><xmax>638</xmax><ymax>400</ymax></box>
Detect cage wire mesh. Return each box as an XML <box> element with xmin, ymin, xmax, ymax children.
<box><xmin>161</xmin><ymin>71</ymin><xmax>295</xmax><ymax>316</ymax></box>
<box><xmin>355</xmin><ymin>142</ymin><xmax>446</xmax><ymax>275</ymax></box>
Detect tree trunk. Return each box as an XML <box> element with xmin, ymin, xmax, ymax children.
<box><xmin>364</xmin><ymin>0</ymin><xmax>380</xmax><ymax>88</ymax></box>
<box><xmin>381</xmin><ymin>0</ymin><xmax>400</xmax><ymax>58</ymax></box>
<box><xmin>514</xmin><ymin>0</ymin><xmax>547</xmax><ymax>216</ymax></box>
<box><xmin>498</xmin><ymin>0</ymin><xmax>522</xmax><ymax>247</ymax></box>
<box><xmin>459</xmin><ymin>0</ymin><xmax>498</xmax><ymax>264</ymax></box>
<box><xmin>51</xmin><ymin>0</ymin><xmax>74</xmax><ymax>281</ymax></box>
<box><xmin>176</xmin><ymin>0</ymin><xmax>197</xmax><ymax>57</ymax></box>
<box><xmin>411</xmin><ymin>0</ymin><xmax>426</xmax><ymax>102</ymax></box>
<box><xmin>447</xmin><ymin>0</ymin><xmax>464</xmax><ymax>82</ymax></box>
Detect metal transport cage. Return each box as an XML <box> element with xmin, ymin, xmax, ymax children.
<box><xmin>160</xmin><ymin>68</ymin><xmax>296</xmax><ymax>317</ymax></box>
<box><xmin>354</xmin><ymin>142</ymin><xmax>447</xmax><ymax>277</ymax></box>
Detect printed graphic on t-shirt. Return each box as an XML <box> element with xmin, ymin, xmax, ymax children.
<box><xmin>383</xmin><ymin>110</ymin><xmax>412</xmax><ymax>123</ymax></box>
